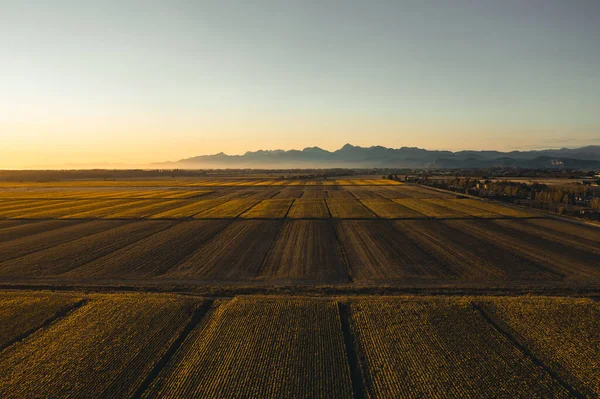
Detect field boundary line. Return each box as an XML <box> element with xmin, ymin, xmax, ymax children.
<box><xmin>337</xmin><ymin>302</ymin><xmax>369</xmax><ymax>399</ymax></box>
<box><xmin>132</xmin><ymin>299</ymin><xmax>215</xmax><ymax>399</ymax></box>
<box><xmin>0</xmin><ymin>298</ymin><xmax>88</xmax><ymax>353</ymax></box>
<box><xmin>282</xmin><ymin>198</ymin><xmax>295</xmax><ymax>219</ymax></box>
<box><xmin>472</xmin><ymin>302</ymin><xmax>586</xmax><ymax>399</ymax></box>
<box><xmin>253</xmin><ymin>219</ymin><xmax>287</xmax><ymax>277</ymax></box>
<box><xmin>325</xmin><ymin>202</ymin><xmax>353</xmax><ymax>283</ymax></box>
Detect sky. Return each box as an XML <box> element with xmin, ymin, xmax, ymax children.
<box><xmin>1</xmin><ymin>0</ymin><xmax>600</xmax><ymax>168</ymax></box>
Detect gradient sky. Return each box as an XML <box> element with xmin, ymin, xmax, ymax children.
<box><xmin>2</xmin><ymin>1</ymin><xmax>600</xmax><ymax>168</ymax></box>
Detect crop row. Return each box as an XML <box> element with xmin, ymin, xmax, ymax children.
<box><xmin>0</xmin><ymin>294</ymin><xmax>596</xmax><ymax>398</ymax></box>
<box><xmin>0</xmin><ymin>294</ymin><xmax>202</xmax><ymax>399</ymax></box>
<box><xmin>478</xmin><ymin>297</ymin><xmax>600</xmax><ymax>397</ymax></box>
<box><xmin>347</xmin><ymin>298</ymin><xmax>571</xmax><ymax>398</ymax></box>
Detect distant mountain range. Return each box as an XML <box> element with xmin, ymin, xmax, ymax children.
<box><xmin>160</xmin><ymin>144</ymin><xmax>600</xmax><ymax>169</ymax></box>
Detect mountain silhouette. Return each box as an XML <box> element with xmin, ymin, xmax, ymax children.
<box><xmin>161</xmin><ymin>144</ymin><xmax>600</xmax><ymax>169</ymax></box>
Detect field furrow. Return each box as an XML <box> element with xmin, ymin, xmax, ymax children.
<box><xmin>0</xmin><ymin>220</ymin><xmax>127</xmax><ymax>263</ymax></box>
<box><xmin>0</xmin><ymin>200</ymin><xmax>83</xmax><ymax>218</ymax></box>
<box><xmin>166</xmin><ymin>221</ymin><xmax>282</xmax><ymax>280</ymax></box>
<box><xmin>493</xmin><ymin>219</ymin><xmax>600</xmax><ymax>256</ymax></box>
<box><xmin>260</xmin><ymin>221</ymin><xmax>349</xmax><ymax>283</ymax></box>
<box><xmin>63</xmin><ymin>220</ymin><xmax>230</xmax><ymax>278</ymax></box>
<box><xmin>525</xmin><ymin>218</ymin><xmax>600</xmax><ymax>243</ymax></box>
<box><xmin>0</xmin><ymin>221</ymin><xmax>174</xmax><ymax>277</ymax></box>
<box><xmin>394</xmin><ymin>221</ymin><xmax>553</xmax><ymax>280</ymax></box>
<box><xmin>451</xmin><ymin>220</ymin><xmax>600</xmax><ymax>280</ymax></box>
<box><xmin>336</xmin><ymin>220</ymin><xmax>456</xmax><ymax>281</ymax></box>
<box><xmin>0</xmin><ymin>220</ymin><xmax>79</xmax><ymax>243</ymax></box>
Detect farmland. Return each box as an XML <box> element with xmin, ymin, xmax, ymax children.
<box><xmin>0</xmin><ymin>178</ymin><xmax>597</xmax><ymax>287</ymax></box>
<box><xmin>0</xmin><ymin>292</ymin><xmax>597</xmax><ymax>398</ymax></box>
<box><xmin>0</xmin><ymin>177</ymin><xmax>598</xmax><ymax>397</ymax></box>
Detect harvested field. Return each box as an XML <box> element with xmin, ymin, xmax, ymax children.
<box><xmin>0</xmin><ymin>221</ymin><xmax>174</xmax><ymax>277</ymax></box>
<box><xmin>150</xmin><ymin>199</ymin><xmax>228</xmax><ymax>219</ymax></box>
<box><xmin>394</xmin><ymin>198</ymin><xmax>469</xmax><ymax>218</ymax></box>
<box><xmin>166</xmin><ymin>221</ymin><xmax>282</xmax><ymax>280</ymax></box>
<box><xmin>325</xmin><ymin>188</ymin><xmax>355</xmax><ymax>199</ymax></box>
<box><xmin>0</xmin><ymin>200</ymin><xmax>45</xmax><ymax>213</ymax></box>
<box><xmin>104</xmin><ymin>200</ymin><xmax>190</xmax><ymax>219</ymax></box>
<box><xmin>62</xmin><ymin>221</ymin><xmax>230</xmax><ymax>278</ymax></box>
<box><xmin>0</xmin><ymin>291</ymin><xmax>83</xmax><ymax>349</ymax></box>
<box><xmin>272</xmin><ymin>187</ymin><xmax>304</xmax><ymax>199</ymax></box>
<box><xmin>347</xmin><ymin>298</ymin><xmax>570</xmax><ymax>398</ymax></box>
<box><xmin>494</xmin><ymin>219</ymin><xmax>600</xmax><ymax>256</ymax></box>
<box><xmin>287</xmin><ymin>199</ymin><xmax>330</xmax><ymax>219</ymax></box>
<box><xmin>393</xmin><ymin>220</ymin><xmax>558</xmax><ymax>281</ymax></box>
<box><xmin>0</xmin><ymin>200</ymin><xmax>83</xmax><ymax>218</ymax></box>
<box><xmin>260</xmin><ymin>221</ymin><xmax>348</xmax><ymax>283</ymax></box>
<box><xmin>302</xmin><ymin>187</ymin><xmax>327</xmax><ymax>199</ymax></box>
<box><xmin>193</xmin><ymin>199</ymin><xmax>260</xmax><ymax>218</ymax></box>
<box><xmin>0</xmin><ymin>220</ymin><xmax>127</xmax><ymax>263</ymax></box>
<box><xmin>430</xmin><ymin>199</ymin><xmax>501</xmax><ymax>218</ymax></box>
<box><xmin>458</xmin><ymin>199</ymin><xmax>538</xmax><ymax>218</ymax></box>
<box><xmin>343</xmin><ymin>186</ymin><xmax>382</xmax><ymax>199</ymax></box>
<box><xmin>360</xmin><ymin>199</ymin><xmax>423</xmax><ymax>218</ymax></box>
<box><xmin>326</xmin><ymin>199</ymin><xmax>376</xmax><ymax>219</ymax></box>
<box><xmin>0</xmin><ymin>220</ymin><xmax>79</xmax><ymax>243</ymax></box>
<box><xmin>479</xmin><ymin>297</ymin><xmax>600</xmax><ymax>397</ymax></box>
<box><xmin>526</xmin><ymin>218</ymin><xmax>600</xmax><ymax>243</ymax></box>
<box><xmin>0</xmin><ymin>219</ymin><xmax>28</xmax><ymax>231</ymax></box>
<box><xmin>398</xmin><ymin>185</ymin><xmax>456</xmax><ymax>198</ymax></box>
<box><xmin>366</xmin><ymin>186</ymin><xmax>413</xmax><ymax>199</ymax></box>
<box><xmin>142</xmin><ymin>298</ymin><xmax>352</xmax><ymax>399</ymax></box>
<box><xmin>336</xmin><ymin>221</ymin><xmax>455</xmax><ymax>281</ymax></box>
<box><xmin>63</xmin><ymin>199</ymin><xmax>158</xmax><ymax>219</ymax></box>
<box><xmin>18</xmin><ymin>200</ymin><xmax>125</xmax><ymax>219</ymax></box>
<box><xmin>240</xmin><ymin>199</ymin><xmax>293</xmax><ymax>218</ymax></box>
<box><xmin>0</xmin><ymin>294</ymin><xmax>203</xmax><ymax>399</ymax></box>
<box><xmin>450</xmin><ymin>220</ymin><xmax>600</xmax><ymax>280</ymax></box>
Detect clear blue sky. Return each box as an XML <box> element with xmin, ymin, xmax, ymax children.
<box><xmin>2</xmin><ymin>0</ymin><xmax>599</xmax><ymax>167</ymax></box>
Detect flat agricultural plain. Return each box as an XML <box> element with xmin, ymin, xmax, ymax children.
<box><xmin>0</xmin><ymin>177</ymin><xmax>598</xmax><ymax>398</ymax></box>
<box><xmin>0</xmin><ymin>178</ymin><xmax>598</xmax><ymax>287</ymax></box>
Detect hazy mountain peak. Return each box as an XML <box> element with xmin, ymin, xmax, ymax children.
<box><xmin>170</xmin><ymin>144</ymin><xmax>600</xmax><ymax>169</ymax></box>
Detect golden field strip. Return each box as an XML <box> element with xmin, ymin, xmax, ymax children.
<box><xmin>0</xmin><ymin>292</ymin><xmax>598</xmax><ymax>398</ymax></box>
<box><xmin>0</xmin><ymin>183</ymin><xmax>548</xmax><ymax>220</ymax></box>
